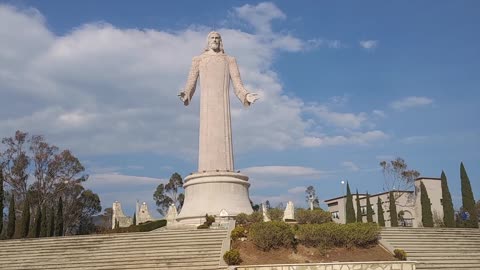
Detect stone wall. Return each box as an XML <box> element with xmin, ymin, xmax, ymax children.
<box><xmin>232</xmin><ymin>261</ymin><xmax>415</xmax><ymax>270</ymax></box>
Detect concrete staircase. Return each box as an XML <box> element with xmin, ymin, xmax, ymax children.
<box><xmin>380</xmin><ymin>227</ymin><xmax>480</xmax><ymax>270</ymax></box>
<box><xmin>0</xmin><ymin>228</ymin><xmax>228</xmax><ymax>270</ymax></box>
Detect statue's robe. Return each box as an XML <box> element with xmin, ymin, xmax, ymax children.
<box><xmin>183</xmin><ymin>51</ymin><xmax>250</xmax><ymax>172</ymax></box>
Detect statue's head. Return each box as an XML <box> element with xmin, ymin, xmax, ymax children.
<box><xmin>205</xmin><ymin>31</ymin><xmax>224</xmax><ymax>53</ymax></box>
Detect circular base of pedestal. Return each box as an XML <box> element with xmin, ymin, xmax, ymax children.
<box><xmin>176</xmin><ymin>171</ymin><xmax>253</xmax><ymax>225</ymax></box>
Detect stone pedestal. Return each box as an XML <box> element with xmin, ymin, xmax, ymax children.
<box><xmin>176</xmin><ymin>171</ymin><xmax>253</xmax><ymax>225</ymax></box>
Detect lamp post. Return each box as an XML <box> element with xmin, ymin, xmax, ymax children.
<box><xmin>341</xmin><ymin>180</ymin><xmax>346</xmax><ymax>223</ymax></box>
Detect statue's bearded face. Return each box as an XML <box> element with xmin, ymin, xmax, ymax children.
<box><xmin>208</xmin><ymin>33</ymin><xmax>221</xmax><ymax>51</ymax></box>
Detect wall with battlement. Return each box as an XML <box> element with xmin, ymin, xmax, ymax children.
<box><xmin>233</xmin><ymin>261</ymin><xmax>415</xmax><ymax>270</ymax></box>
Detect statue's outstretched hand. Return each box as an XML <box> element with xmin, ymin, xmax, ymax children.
<box><xmin>246</xmin><ymin>93</ymin><xmax>259</xmax><ymax>104</ymax></box>
<box><xmin>178</xmin><ymin>91</ymin><xmax>189</xmax><ymax>105</ymax></box>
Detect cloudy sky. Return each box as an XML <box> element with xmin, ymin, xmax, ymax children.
<box><xmin>1</xmin><ymin>1</ymin><xmax>479</xmax><ymax>217</ymax></box>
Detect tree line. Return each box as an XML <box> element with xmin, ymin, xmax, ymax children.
<box><xmin>0</xmin><ymin>130</ymin><xmax>102</xmax><ymax>239</ymax></box>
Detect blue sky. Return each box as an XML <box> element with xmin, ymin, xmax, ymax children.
<box><xmin>1</xmin><ymin>1</ymin><xmax>479</xmax><ymax>217</ymax></box>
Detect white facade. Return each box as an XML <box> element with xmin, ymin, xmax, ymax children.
<box><xmin>325</xmin><ymin>177</ymin><xmax>443</xmax><ymax>227</ymax></box>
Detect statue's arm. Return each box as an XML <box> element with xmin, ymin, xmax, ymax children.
<box><xmin>228</xmin><ymin>57</ymin><xmax>255</xmax><ymax>106</ymax></box>
<box><xmin>179</xmin><ymin>56</ymin><xmax>200</xmax><ymax>106</ymax></box>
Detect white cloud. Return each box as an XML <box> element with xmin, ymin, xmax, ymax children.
<box><xmin>302</xmin><ymin>130</ymin><xmax>388</xmax><ymax>147</ymax></box>
<box><xmin>242</xmin><ymin>166</ymin><xmax>322</xmax><ymax>177</ymax></box>
<box><xmin>0</xmin><ymin>3</ymin><xmax>385</xmax><ymax>160</ymax></box>
<box><xmin>341</xmin><ymin>161</ymin><xmax>360</xmax><ymax>172</ymax></box>
<box><xmin>359</xmin><ymin>40</ymin><xmax>378</xmax><ymax>50</ymax></box>
<box><xmin>234</xmin><ymin>2</ymin><xmax>286</xmax><ymax>34</ymax></box>
<box><xmin>372</xmin><ymin>110</ymin><xmax>387</xmax><ymax>118</ymax></box>
<box><xmin>400</xmin><ymin>135</ymin><xmax>429</xmax><ymax>145</ymax></box>
<box><xmin>306</xmin><ymin>39</ymin><xmax>346</xmax><ymax>50</ymax></box>
<box><xmin>288</xmin><ymin>186</ymin><xmax>307</xmax><ymax>194</ymax></box>
<box><xmin>390</xmin><ymin>96</ymin><xmax>434</xmax><ymax>111</ymax></box>
<box><xmin>304</xmin><ymin>105</ymin><xmax>368</xmax><ymax>129</ymax></box>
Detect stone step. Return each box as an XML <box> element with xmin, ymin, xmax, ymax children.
<box><xmin>0</xmin><ymin>235</ymin><xmax>226</xmax><ymax>248</ymax></box>
<box><xmin>0</xmin><ymin>248</ymin><xmax>222</xmax><ymax>261</ymax></box>
<box><xmin>381</xmin><ymin>228</ymin><xmax>480</xmax><ymax>270</ymax></box>
<box><xmin>0</xmin><ymin>228</ymin><xmax>228</xmax><ymax>270</ymax></box>
<box><xmin>416</xmin><ymin>262</ymin><xmax>480</xmax><ymax>270</ymax></box>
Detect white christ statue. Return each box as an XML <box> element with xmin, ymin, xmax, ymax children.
<box><xmin>175</xmin><ymin>32</ymin><xmax>257</xmax><ymax>224</ymax></box>
<box><xmin>179</xmin><ymin>31</ymin><xmax>259</xmax><ymax>173</ymax></box>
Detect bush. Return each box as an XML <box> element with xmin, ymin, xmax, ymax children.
<box><xmin>296</xmin><ymin>223</ymin><xmax>379</xmax><ymax>249</ymax></box>
<box><xmin>394</xmin><ymin>249</ymin><xmax>407</xmax><ymax>260</ymax></box>
<box><xmin>267</xmin><ymin>208</ymin><xmax>284</xmax><ymax>221</ymax></box>
<box><xmin>248</xmin><ymin>221</ymin><xmax>295</xmax><ymax>251</ymax></box>
<box><xmin>296</xmin><ymin>209</ymin><xmax>332</xmax><ymax>224</ymax></box>
<box><xmin>223</xmin><ymin>249</ymin><xmax>242</xmax><ymax>265</ymax></box>
<box><xmin>231</xmin><ymin>226</ymin><xmax>247</xmax><ymax>240</ymax></box>
<box><xmin>248</xmin><ymin>212</ymin><xmax>263</xmax><ymax>224</ymax></box>
<box><xmin>235</xmin><ymin>213</ymin><xmax>249</xmax><ymax>226</ymax></box>
<box><xmin>197</xmin><ymin>214</ymin><xmax>215</xmax><ymax>229</ymax></box>
<box><xmin>108</xmin><ymin>220</ymin><xmax>167</xmax><ymax>233</ymax></box>
<box><xmin>235</xmin><ymin>212</ymin><xmax>263</xmax><ymax>227</ymax></box>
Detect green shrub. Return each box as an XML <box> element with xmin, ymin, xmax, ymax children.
<box><xmin>138</xmin><ymin>220</ymin><xmax>167</xmax><ymax>232</ymax></box>
<box><xmin>235</xmin><ymin>213</ymin><xmax>249</xmax><ymax>226</ymax></box>
<box><xmin>394</xmin><ymin>249</ymin><xmax>407</xmax><ymax>260</ymax></box>
<box><xmin>197</xmin><ymin>214</ymin><xmax>215</xmax><ymax>229</ymax></box>
<box><xmin>248</xmin><ymin>212</ymin><xmax>263</xmax><ymax>224</ymax></box>
<box><xmin>248</xmin><ymin>221</ymin><xmax>295</xmax><ymax>251</ymax></box>
<box><xmin>296</xmin><ymin>223</ymin><xmax>379</xmax><ymax>249</ymax></box>
<box><xmin>296</xmin><ymin>209</ymin><xmax>332</xmax><ymax>224</ymax></box>
<box><xmin>231</xmin><ymin>226</ymin><xmax>247</xmax><ymax>240</ymax></box>
<box><xmin>267</xmin><ymin>208</ymin><xmax>284</xmax><ymax>221</ymax></box>
<box><xmin>223</xmin><ymin>249</ymin><xmax>242</xmax><ymax>265</ymax></box>
<box><xmin>109</xmin><ymin>219</ymin><xmax>167</xmax><ymax>233</ymax></box>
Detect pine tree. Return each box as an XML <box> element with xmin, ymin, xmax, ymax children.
<box><xmin>356</xmin><ymin>190</ymin><xmax>362</xmax><ymax>223</ymax></box>
<box><xmin>377</xmin><ymin>197</ymin><xmax>385</xmax><ymax>227</ymax></box>
<box><xmin>132</xmin><ymin>211</ymin><xmax>136</xmax><ymax>226</ymax></box>
<box><xmin>40</xmin><ymin>206</ymin><xmax>47</xmax><ymax>237</ymax></box>
<box><xmin>55</xmin><ymin>197</ymin><xmax>64</xmax><ymax>236</ymax></box>
<box><xmin>0</xmin><ymin>168</ymin><xmax>4</xmax><ymax>235</ymax></box>
<box><xmin>48</xmin><ymin>207</ymin><xmax>55</xmax><ymax>237</ymax></box>
<box><xmin>366</xmin><ymin>193</ymin><xmax>373</xmax><ymax>223</ymax></box>
<box><xmin>440</xmin><ymin>171</ymin><xmax>455</xmax><ymax>227</ymax></box>
<box><xmin>460</xmin><ymin>162</ymin><xmax>478</xmax><ymax>228</ymax></box>
<box><xmin>345</xmin><ymin>182</ymin><xmax>356</xmax><ymax>223</ymax></box>
<box><xmin>7</xmin><ymin>194</ymin><xmax>16</xmax><ymax>238</ymax></box>
<box><xmin>34</xmin><ymin>206</ymin><xmax>42</xmax><ymax>238</ymax></box>
<box><xmin>389</xmin><ymin>191</ymin><xmax>398</xmax><ymax>227</ymax></box>
<box><xmin>420</xmin><ymin>181</ymin><xmax>434</xmax><ymax>227</ymax></box>
<box><xmin>20</xmin><ymin>196</ymin><xmax>30</xmax><ymax>238</ymax></box>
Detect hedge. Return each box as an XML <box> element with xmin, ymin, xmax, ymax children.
<box><xmin>295</xmin><ymin>209</ymin><xmax>332</xmax><ymax>224</ymax></box>
<box><xmin>248</xmin><ymin>221</ymin><xmax>295</xmax><ymax>251</ymax></box>
<box><xmin>296</xmin><ymin>222</ymin><xmax>379</xmax><ymax>248</ymax></box>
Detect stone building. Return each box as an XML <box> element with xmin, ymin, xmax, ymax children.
<box><xmin>112</xmin><ymin>201</ymin><xmax>156</xmax><ymax>228</ymax></box>
<box><xmin>324</xmin><ymin>177</ymin><xmax>443</xmax><ymax>227</ymax></box>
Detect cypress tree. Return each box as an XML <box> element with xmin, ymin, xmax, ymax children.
<box><xmin>440</xmin><ymin>171</ymin><xmax>455</xmax><ymax>227</ymax></box>
<box><xmin>7</xmin><ymin>194</ymin><xmax>16</xmax><ymax>238</ymax></box>
<box><xmin>34</xmin><ymin>206</ymin><xmax>42</xmax><ymax>238</ymax></box>
<box><xmin>345</xmin><ymin>182</ymin><xmax>356</xmax><ymax>223</ymax></box>
<box><xmin>366</xmin><ymin>193</ymin><xmax>373</xmax><ymax>223</ymax></box>
<box><xmin>132</xmin><ymin>211</ymin><xmax>136</xmax><ymax>226</ymax></box>
<box><xmin>460</xmin><ymin>162</ymin><xmax>478</xmax><ymax>228</ymax></box>
<box><xmin>377</xmin><ymin>197</ymin><xmax>385</xmax><ymax>227</ymax></box>
<box><xmin>389</xmin><ymin>191</ymin><xmax>398</xmax><ymax>227</ymax></box>
<box><xmin>40</xmin><ymin>206</ymin><xmax>48</xmax><ymax>237</ymax></box>
<box><xmin>20</xmin><ymin>196</ymin><xmax>30</xmax><ymax>238</ymax></box>
<box><xmin>356</xmin><ymin>190</ymin><xmax>362</xmax><ymax>223</ymax></box>
<box><xmin>48</xmin><ymin>207</ymin><xmax>55</xmax><ymax>237</ymax></box>
<box><xmin>420</xmin><ymin>181</ymin><xmax>434</xmax><ymax>227</ymax></box>
<box><xmin>55</xmin><ymin>197</ymin><xmax>64</xmax><ymax>236</ymax></box>
<box><xmin>0</xmin><ymin>168</ymin><xmax>4</xmax><ymax>235</ymax></box>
